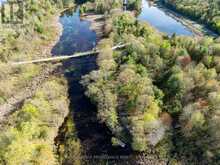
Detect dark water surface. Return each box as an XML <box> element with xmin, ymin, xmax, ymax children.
<box><xmin>138</xmin><ymin>0</ymin><xmax>194</xmax><ymax>36</ymax></box>
<box><xmin>51</xmin><ymin>8</ymin><xmax>97</xmax><ymax>55</ymax></box>
<box><xmin>53</xmin><ymin>8</ymin><xmax>132</xmax><ymax>164</ymax></box>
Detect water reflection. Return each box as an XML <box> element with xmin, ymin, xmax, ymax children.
<box><xmin>138</xmin><ymin>0</ymin><xmax>193</xmax><ymax>36</ymax></box>
<box><xmin>51</xmin><ymin>8</ymin><xmax>97</xmax><ymax>55</ymax></box>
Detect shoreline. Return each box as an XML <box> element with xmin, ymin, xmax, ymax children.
<box><xmin>155</xmin><ymin>1</ymin><xmax>218</xmax><ymax>37</ymax></box>
<box><xmin>81</xmin><ymin>13</ymin><xmax>105</xmax><ymax>42</ymax></box>
<box><xmin>43</xmin><ymin>13</ymin><xmax>63</xmax><ymax>58</ymax></box>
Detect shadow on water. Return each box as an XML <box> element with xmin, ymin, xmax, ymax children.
<box><xmin>53</xmin><ymin>7</ymin><xmax>132</xmax><ymax>164</ymax></box>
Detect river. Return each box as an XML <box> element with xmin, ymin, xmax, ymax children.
<box><xmin>53</xmin><ymin>1</ymin><xmax>201</xmax><ymax>164</ymax></box>
<box><xmin>138</xmin><ymin>0</ymin><xmax>194</xmax><ymax>36</ymax></box>
<box><xmin>52</xmin><ymin>8</ymin><xmax>132</xmax><ymax>165</ymax></box>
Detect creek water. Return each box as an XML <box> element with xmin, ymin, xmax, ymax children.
<box><xmin>51</xmin><ymin>8</ymin><xmax>97</xmax><ymax>55</ymax></box>
<box><xmin>52</xmin><ymin>1</ymin><xmax>196</xmax><ymax>164</ymax></box>
<box><xmin>52</xmin><ymin>8</ymin><xmax>132</xmax><ymax>164</ymax></box>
